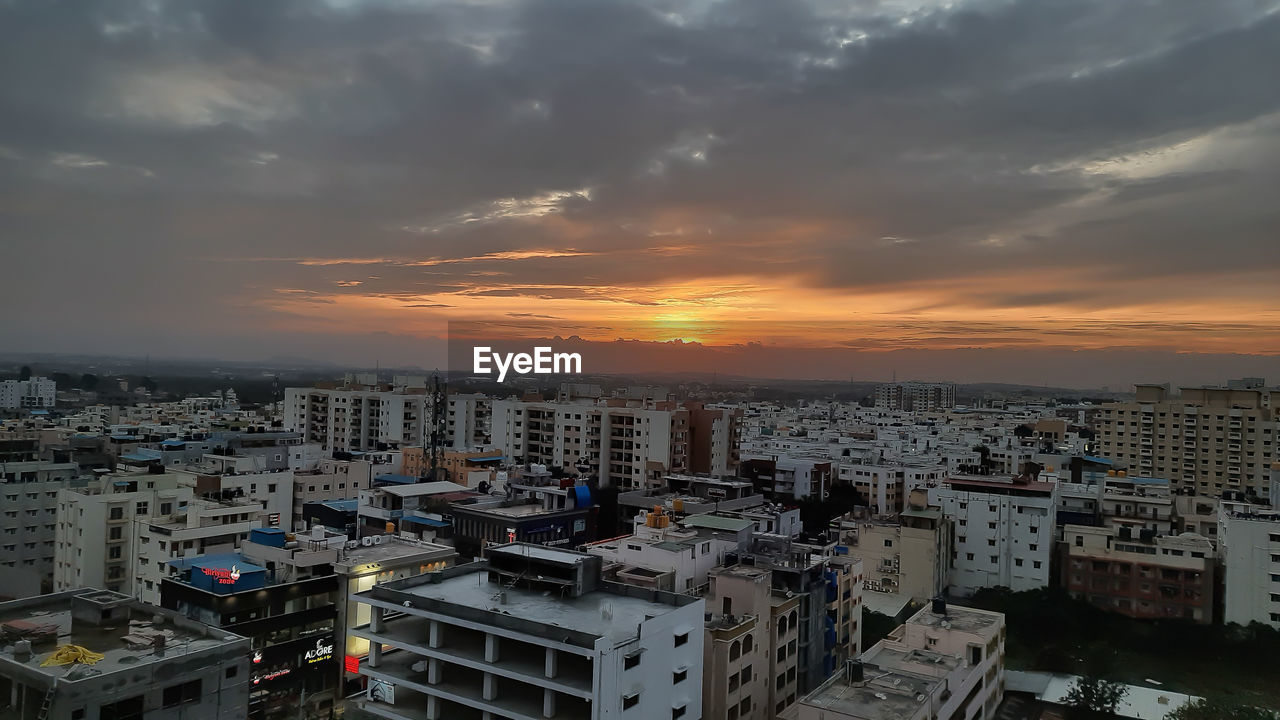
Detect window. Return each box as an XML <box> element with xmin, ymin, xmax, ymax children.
<box><xmin>883</xmin><ymin>539</ymin><xmax>893</xmax><ymax>547</ymax></box>
<box><xmin>673</xmin><ymin>668</ymin><xmax>687</xmax><ymax>684</ymax></box>
<box><xmin>1033</xmin><ymin>561</ymin><xmax>1042</xmax><ymax>569</ymax></box>
<box><xmin>109</xmin><ymin>527</ymin><xmax>122</xmax><ymax>540</ymax></box>
<box><xmin>673</xmin><ymin>705</ymin><xmax>687</xmax><ymax>719</ymax></box>
<box><xmin>1075</xmin><ymin>536</ymin><xmax>1084</xmax><ymax>547</ymax></box>
<box><xmin>674</xmin><ymin>632</ymin><xmax>689</xmax><ymax>647</ymax></box>
<box><xmin>226</xmin><ymin>665</ymin><xmax>238</xmax><ymax>678</ymax></box>
<box><xmin>623</xmin><ymin>693</ymin><xmax>640</xmax><ymax>711</ymax></box>
<box><xmin>100</xmin><ymin>696</ymin><xmax>143</xmax><ymax>720</ymax></box>
<box><xmin>624</xmin><ymin>651</ymin><xmax>642</xmax><ymax>670</ymax></box>
<box><xmin>109</xmin><ymin>507</ymin><xmax>124</xmax><ymax>520</ymax></box>
<box><xmin>162</xmin><ymin>680</ymin><xmax>202</xmax><ymax>708</ymax></box>
<box><xmin>1015</xmin><ymin>559</ymin><xmax>1023</xmax><ymax>567</ymax></box>
<box><xmin>108</xmin><ymin>546</ymin><xmax>122</xmax><ymax>560</ymax></box>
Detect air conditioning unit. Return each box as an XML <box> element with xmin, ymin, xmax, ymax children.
<box><xmin>361</xmin><ymin>536</ymin><xmax>375</xmax><ymax>547</ymax></box>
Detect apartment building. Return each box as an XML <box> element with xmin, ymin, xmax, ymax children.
<box><xmin>1097</xmin><ymin>382</ymin><xmax>1279</xmax><ymax>498</ymax></box>
<box><xmin>53</xmin><ymin>469</ymin><xmax>194</xmax><ymax>595</ymax></box>
<box><xmin>839</xmin><ymin>462</ymin><xmax>946</xmax><ymax>515</ymax></box>
<box><xmin>284</xmin><ymin>378</ymin><xmax>432</xmax><ymax>453</ymax></box>
<box><xmin>688</xmin><ymin>402</ymin><xmax>743</xmax><ymax>476</ymax></box>
<box><xmin>1061</xmin><ymin>524</ymin><xmax>1215</xmax><ymax>623</ymax></box>
<box><xmin>348</xmin><ymin>543</ymin><xmax>705</xmax><ymax>720</ymax></box>
<box><xmin>798</xmin><ymin>602</ymin><xmax>1006</xmax><ymax>720</ymax></box>
<box><xmin>929</xmin><ymin>475</ymin><xmax>1057</xmax><ymax>596</ymax></box>
<box><xmin>0</xmin><ymin>460</ymin><xmax>83</xmax><ymax>597</ymax></box>
<box><xmin>0</xmin><ymin>589</ymin><xmax>251</xmax><ymax>720</ymax></box>
<box><xmin>703</xmin><ymin>565</ymin><xmax>772</xmax><ymax>720</ymax></box>
<box><xmin>134</xmin><ymin>497</ymin><xmax>264</xmax><ymax>605</ymax></box>
<box><xmin>834</xmin><ymin>489</ymin><xmax>951</xmax><ymax>605</ymax></box>
<box><xmin>874</xmin><ymin>382</ymin><xmax>957</xmax><ymax>412</ymax></box>
<box><xmin>0</xmin><ymin>376</ymin><xmax>56</xmax><ymax>409</ymax></box>
<box><xmin>290</xmin><ymin>457</ymin><xmax>373</xmax><ymax>531</ymax></box>
<box><xmin>446</xmin><ymin>392</ymin><xmax>491</xmax><ymax>450</ymax></box>
<box><xmin>449</xmin><ymin>476</ymin><xmax>596</xmax><ymax>559</ymax></box>
<box><xmin>176</xmin><ymin>455</ymin><xmax>296</xmax><ymax>530</ymax></box>
<box><xmin>584</xmin><ymin>507</ymin><xmax>750</xmax><ymax>593</ymax></box>
<box><xmin>1218</xmin><ymin>499</ymin><xmax>1280</xmax><ymax>628</ymax></box>
<box><xmin>739</xmin><ymin>454</ymin><xmax>833</xmax><ymax>502</ymax></box>
<box><xmin>617</xmin><ymin>475</ymin><xmax>766</xmax><ymax>531</ymax></box>
<box><xmin>491</xmin><ymin>395</ymin><xmax>693</xmax><ymax>489</ymax></box>
<box><xmin>357</xmin><ymin>480</ymin><xmax>472</xmax><ymax>538</ymax></box>
<box><xmin>160</xmin><ymin>529</ymin><xmax>343</xmax><ymax>720</ymax></box>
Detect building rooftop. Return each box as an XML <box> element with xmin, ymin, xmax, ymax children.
<box><xmin>369</xmin><ymin>558</ymin><xmax>695</xmax><ymax>647</ymax></box>
<box><xmin>680</xmin><ymin>515</ymin><xmax>754</xmax><ymax>532</ymax></box>
<box><xmin>802</xmin><ymin>664</ymin><xmax>942</xmax><ymax>720</ymax></box>
<box><xmin>0</xmin><ymin>590</ymin><xmax>245</xmax><ymax>682</ymax></box>
<box><xmin>909</xmin><ymin>604</ymin><xmax>1002</xmax><ymax>633</ymax></box>
<box><xmin>376</xmin><ymin>480</ymin><xmax>470</xmax><ymax>498</ymax></box>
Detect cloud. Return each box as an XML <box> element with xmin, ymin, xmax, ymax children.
<box><xmin>1</xmin><ymin>0</ymin><xmax>1277</xmax><ymax>383</ymax></box>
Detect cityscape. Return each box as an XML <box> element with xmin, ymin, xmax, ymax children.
<box><xmin>3</xmin><ymin>1</ymin><xmax>1280</xmax><ymax>720</ymax></box>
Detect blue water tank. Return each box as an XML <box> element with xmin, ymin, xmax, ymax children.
<box><xmin>249</xmin><ymin>527</ymin><xmax>286</xmax><ymax>547</ymax></box>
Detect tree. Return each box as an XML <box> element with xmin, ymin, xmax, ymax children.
<box><xmin>19</xmin><ymin>365</ymin><xmax>32</xmax><ymax>381</ymax></box>
<box><xmin>1014</xmin><ymin>424</ymin><xmax>1035</xmax><ymax>438</ymax></box>
<box><xmin>1064</xmin><ymin>675</ymin><xmax>1128</xmax><ymax>719</ymax></box>
<box><xmin>141</xmin><ymin>376</ymin><xmax>158</xmax><ymax>393</ymax></box>
<box><xmin>1165</xmin><ymin>698</ymin><xmax>1279</xmax><ymax>720</ymax></box>
<box><xmin>79</xmin><ymin>373</ymin><xmax>98</xmax><ymax>391</ymax></box>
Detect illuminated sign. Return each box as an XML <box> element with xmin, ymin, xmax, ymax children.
<box><xmin>344</xmin><ymin>655</ymin><xmax>361</xmax><ymax>674</ymax></box>
<box><xmin>252</xmin><ymin>668</ymin><xmax>290</xmax><ymax>685</ymax></box>
<box><xmin>304</xmin><ymin>637</ymin><xmax>334</xmax><ymax>664</ymax></box>
<box><xmin>201</xmin><ymin>564</ymin><xmax>241</xmax><ymax>585</ymax></box>
<box><xmin>252</xmin><ymin>650</ymin><xmax>263</xmax><ymax>664</ymax></box>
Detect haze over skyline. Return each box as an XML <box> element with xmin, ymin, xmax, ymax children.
<box><xmin>3</xmin><ymin>0</ymin><xmax>1278</xmax><ymax>386</ymax></box>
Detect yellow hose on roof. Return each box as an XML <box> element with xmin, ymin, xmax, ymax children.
<box><xmin>39</xmin><ymin>645</ymin><xmax>105</xmax><ymax>667</ymax></box>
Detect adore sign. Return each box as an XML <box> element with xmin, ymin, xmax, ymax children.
<box><xmin>304</xmin><ymin>637</ymin><xmax>334</xmax><ymax>664</ymax></box>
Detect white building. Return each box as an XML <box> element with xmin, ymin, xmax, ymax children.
<box><xmin>349</xmin><ymin>543</ymin><xmax>705</xmax><ymax>720</ymax></box>
<box><xmin>54</xmin><ymin>470</ymin><xmax>194</xmax><ymax>595</ymax></box>
<box><xmin>583</xmin><ymin>508</ymin><xmax>751</xmax><ymax>593</ymax></box>
<box><xmin>874</xmin><ymin>382</ymin><xmax>956</xmax><ymax>412</ymax></box>
<box><xmin>929</xmin><ymin>476</ymin><xmax>1057</xmax><ymax>596</ymax></box>
<box><xmin>0</xmin><ymin>461</ymin><xmax>82</xmax><ymax>597</ymax></box>
<box><xmin>1218</xmin><ymin>498</ymin><xmax>1280</xmax><ymax>627</ymax></box>
<box><xmin>0</xmin><ymin>376</ymin><xmax>56</xmax><ymax>409</ymax></box>
<box><xmin>798</xmin><ymin>602</ymin><xmax>1005</xmax><ymax>720</ymax></box>
<box><xmin>133</xmin><ymin>497</ymin><xmax>264</xmax><ymax>605</ymax></box>
<box><xmin>284</xmin><ymin>380</ymin><xmax>432</xmax><ymax>453</ymax></box>
<box><xmin>446</xmin><ymin>392</ymin><xmax>490</xmax><ymax>450</ymax></box>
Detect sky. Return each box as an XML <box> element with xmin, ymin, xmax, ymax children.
<box><xmin>1</xmin><ymin>0</ymin><xmax>1278</xmax><ymax>387</ymax></box>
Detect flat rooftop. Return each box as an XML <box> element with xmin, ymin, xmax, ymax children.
<box><xmin>910</xmin><ymin>604</ymin><xmax>1002</xmax><ymax>633</ymax></box>
<box><xmin>336</xmin><ymin>538</ymin><xmax>456</xmax><ymax>571</ymax></box>
<box><xmin>0</xmin><ymin>590</ymin><xmax>244</xmax><ymax>682</ymax></box>
<box><xmin>378</xmin><ymin>481</ymin><xmax>470</xmax><ymax>497</ymax></box>
<box><xmin>383</xmin><ymin>567</ymin><xmax>691</xmax><ymax>646</ymax></box>
<box><xmin>802</xmin><ymin>665</ymin><xmax>941</xmax><ymax>720</ymax></box>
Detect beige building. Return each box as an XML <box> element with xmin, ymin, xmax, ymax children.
<box><xmin>704</xmin><ymin>566</ymin><xmax>772</xmax><ymax>720</ymax></box>
<box><xmin>835</xmin><ymin>489</ymin><xmax>950</xmax><ymax>606</ymax></box>
<box><xmin>1061</xmin><ymin>524</ymin><xmax>1215</xmax><ymax>624</ymax></box>
<box><xmin>798</xmin><ymin>603</ymin><xmax>1005</xmax><ymax>720</ymax></box>
<box><xmin>1097</xmin><ymin>383</ymin><xmax>1279</xmax><ymax>499</ymax></box>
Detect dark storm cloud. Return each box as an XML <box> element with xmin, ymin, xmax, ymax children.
<box><xmin>1</xmin><ymin>0</ymin><xmax>1278</xmax><ymax>377</ymax></box>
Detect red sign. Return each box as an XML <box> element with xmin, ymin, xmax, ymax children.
<box><xmin>344</xmin><ymin>655</ymin><xmax>361</xmax><ymax>674</ymax></box>
<box><xmin>201</xmin><ymin>565</ymin><xmax>242</xmax><ymax>585</ymax></box>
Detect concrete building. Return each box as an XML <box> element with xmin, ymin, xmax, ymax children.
<box><xmin>356</xmin><ymin>480</ymin><xmax>473</xmax><ymax>540</ymax></box>
<box><xmin>449</xmin><ymin>474</ymin><xmax>596</xmax><ymax>559</ymax></box>
<box><xmin>0</xmin><ymin>460</ymin><xmax>84</xmax><ymax>597</ymax></box>
<box><xmin>491</xmin><ymin>395</ymin><xmax>694</xmax><ymax>489</ymax></box>
<box><xmin>348</xmin><ymin>543</ymin><xmax>706</xmax><ymax>720</ymax></box>
<box><xmin>54</xmin><ymin>470</ymin><xmax>194</xmax><ymax>596</ymax></box>
<box><xmin>584</xmin><ymin>507</ymin><xmax>750</xmax><ymax>594</ymax></box>
<box><xmin>617</xmin><ymin>475</ymin><xmax>766</xmax><ymax>532</ymax></box>
<box><xmin>929</xmin><ymin>475</ymin><xmax>1057</xmax><ymax>597</ymax></box>
<box><xmin>1218</xmin><ymin>497</ymin><xmax>1280</xmax><ymax>628</ymax></box>
<box><xmin>703</xmin><ymin>565</ymin><xmax>772</xmax><ymax>720</ymax></box>
<box><xmin>134</xmin><ymin>496</ymin><xmax>264</xmax><ymax>605</ymax></box>
<box><xmin>688</xmin><ymin>403</ymin><xmax>743</xmax><ymax>476</ymax></box>
<box><xmin>0</xmin><ymin>588</ymin><xmax>250</xmax><ymax>720</ymax></box>
<box><xmin>446</xmin><ymin>392</ymin><xmax>491</xmax><ymax>450</ymax></box>
<box><xmin>0</xmin><ymin>377</ymin><xmax>56</xmax><ymax>410</ymax></box>
<box><xmin>290</xmin><ymin>457</ymin><xmax>373</xmax><ymax>531</ymax></box>
<box><xmin>874</xmin><ymin>382</ymin><xmax>957</xmax><ymax>412</ymax></box>
<box><xmin>739</xmin><ymin>455</ymin><xmax>833</xmax><ymax>502</ymax></box>
<box><xmin>834</xmin><ymin>490</ymin><xmax>951</xmax><ymax>608</ymax></box>
<box><xmin>284</xmin><ymin>379</ymin><xmax>433</xmax><ymax>453</ymax></box>
<box><xmin>841</xmin><ymin>463</ymin><xmax>946</xmax><ymax>516</ymax></box>
<box><xmin>798</xmin><ymin>602</ymin><xmax>1005</xmax><ymax>720</ymax></box>
<box><xmin>1097</xmin><ymin>382</ymin><xmax>1279</xmax><ymax>499</ymax></box>
<box><xmin>1061</xmin><ymin>524</ymin><xmax>1215</xmax><ymax>623</ymax></box>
